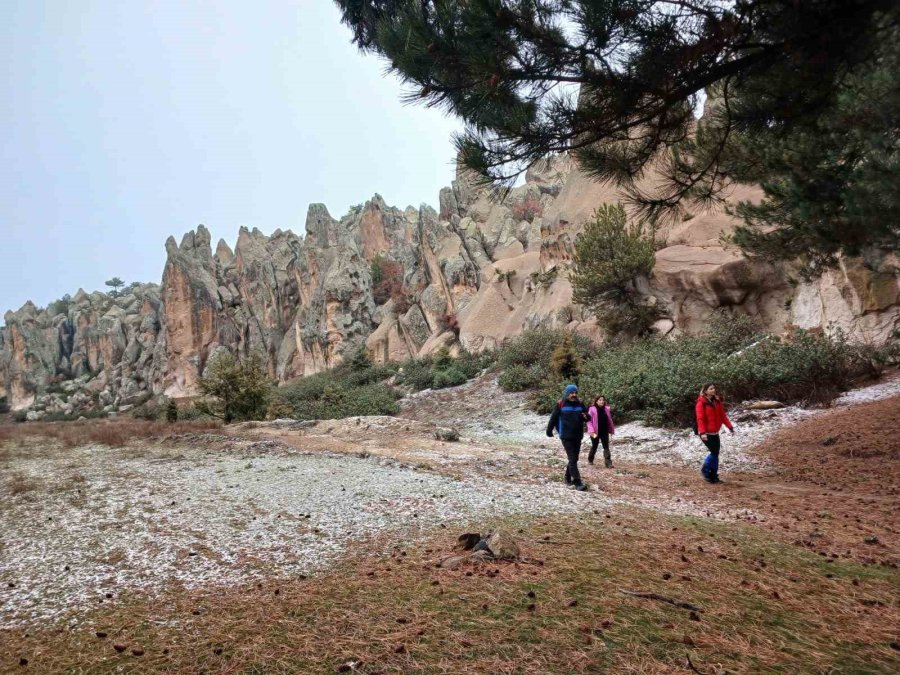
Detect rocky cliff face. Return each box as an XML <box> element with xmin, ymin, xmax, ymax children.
<box><xmin>2</xmin><ymin>155</ymin><xmax>898</xmax><ymax>413</ymax></box>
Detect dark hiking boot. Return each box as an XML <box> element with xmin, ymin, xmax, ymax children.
<box><xmin>711</xmin><ymin>475</ymin><xmax>722</xmax><ymax>484</ymax></box>
<box><xmin>701</xmin><ymin>470</ymin><xmax>714</xmax><ymax>483</ymax></box>
<box><xmin>574</xmin><ymin>483</ymin><xmax>588</xmax><ymax>492</ymax></box>
<box><xmin>605</xmin><ymin>460</ymin><xmax>613</xmax><ymax>469</ymax></box>
<box><xmin>587</xmin><ymin>450</ymin><xmax>596</xmax><ymax>464</ymax></box>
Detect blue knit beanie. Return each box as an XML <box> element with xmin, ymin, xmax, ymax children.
<box><xmin>563</xmin><ymin>384</ymin><xmax>578</xmax><ymax>397</ymax></box>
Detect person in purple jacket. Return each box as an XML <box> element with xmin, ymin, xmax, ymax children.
<box><xmin>587</xmin><ymin>395</ymin><xmax>615</xmax><ymax>468</ymax></box>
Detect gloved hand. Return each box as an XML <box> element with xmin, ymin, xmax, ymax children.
<box><xmin>546</xmin><ymin>431</ymin><xmax>554</xmax><ymax>438</ymax></box>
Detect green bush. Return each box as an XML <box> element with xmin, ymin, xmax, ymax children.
<box><xmin>131</xmin><ymin>402</ymin><xmax>161</xmax><ymax>421</ymax></box>
<box><xmin>846</xmin><ymin>337</ymin><xmax>900</xmax><ymax>378</ymax></box>
<box><xmin>277</xmin><ymin>371</ymin><xmax>330</xmax><ymax>403</ymax></box>
<box><xmin>432</xmin><ymin>346</ymin><xmax>454</xmax><ymax>370</ymax></box>
<box><xmin>165</xmin><ymin>399</ymin><xmax>178</xmax><ymax>423</ymax></box>
<box><xmin>47</xmin><ymin>293</ymin><xmax>72</xmax><ymax>317</ymax></box>
<box><xmin>580</xmin><ymin>339</ymin><xmax>701</xmax><ymax>426</ymax></box>
<box><xmin>498</xmin><ymin>328</ymin><xmax>594</xmax><ymax>372</ymax></box>
<box><xmin>571</xmin><ymin>204</ymin><xmax>658</xmax><ymax>337</ymax></box>
<box><xmin>195</xmin><ymin>352</ymin><xmax>272</xmax><ymax>423</ymax></box>
<box><xmin>178</xmin><ymin>404</ymin><xmax>211</xmax><ymax>421</ymax></box>
<box><xmin>550</xmin><ymin>333</ymin><xmax>582</xmax><ymax>380</ymax></box>
<box><xmin>498</xmin><ymin>364</ymin><xmax>543</xmax><ymax>392</ymax></box>
<box><xmin>529</xmin><ymin>378</ymin><xmax>567</xmax><ymax>415</ymax></box>
<box><xmin>578</xmin><ymin>317</ymin><xmax>874</xmax><ymax>427</ymax></box>
<box><xmin>272</xmin><ymin>361</ymin><xmax>402</xmax><ymax>421</ymax></box>
<box><xmin>432</xmin><ymin>366</ymin><xmax>468</xmax><ymax>389</ymax></box>
<box><xmin>456</xmin><ymin>349</ymin><xmax>496</xmax><ymax>377</ymax></box>
<box><xmin>276</xmin><ymin>381</ymin><xmax>400</xmax><ymax>421</ymax></box>
<box><xmin>395</xmin><ymin>348</ymin><xmax>493</xmax><ymax>392</ymax></box>
<box><xmin>715</xmin><ymin>330</ymin><xmax>863</xmax><ymax>404</ymax></box>
<box><xmin>341</xmin><ymin>362</ymin><xmax>400</xmax><ymax>388</ymax></box>
<box><xmin>496</xmin><ymin>328</ymin><xmax>594</xmax><ymax>403</ymax></box>
<box><xmin>394</xmin><ymin>357</ymin><xmax>435</xmax><ymax>391</ymax></box>
<box><xmin>349</xmin><ymin>347</ymin><xmax>373</xmax><ymax>372</ymax></box>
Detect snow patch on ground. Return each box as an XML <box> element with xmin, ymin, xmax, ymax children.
<box><xmin>833</xmin><ymin>374</ymin><xmax>900</xmax><ymax>406</ymax></box>
<box><xmin>403</xmin><ymin>373</ymin><xmax>900</xmax><ymax>471</ymax></box>
<box><xmin>0</xmin><ymin>444</ymin><xmax>586</xmax><ymax>628</ymax></box>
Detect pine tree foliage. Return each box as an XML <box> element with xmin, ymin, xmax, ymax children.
<box><xmin>571</xmin><ymin>204</ymin><xmax>657</xmax><ymax>335</ymax></box>
<box><xmin>726</xmin><ymin>27</ymin><xmax>900</xmax><ymax>273</ymax></box>
<box><xmin>550</xmin><ymin>333</ymin><xmax>581</xmax><ymax>380</ymax></box>
<box><xmin>104</xmin><ymin>277</ymin><xmax>125</xmax><ymax>296</ymax></box>
<box><xmin>165</xmin><ymin>398</ymin><xmax>178</xmax><ymax>423</ymax></box>
<box><xmin>350</xmin><ymin>346</ymin><xmax>373</xmax><ymax>371</ymax></box>
<box><xmin>336</xmin><ymin>0</ymin><xmax>899</xmax><ymax>264</ymax></box>
<box><xmin>196</xmin><ymin>352</ymin><xmax>272</xmax><ymax>424</ymax></box>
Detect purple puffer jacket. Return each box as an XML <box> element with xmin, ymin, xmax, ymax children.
<box><xmin>587</xmin><ymin>404</ymin><xmax>615</xmax><ymax>435</ymax></box>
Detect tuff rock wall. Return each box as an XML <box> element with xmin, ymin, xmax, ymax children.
<box><xmin>2</xmin><ymin>155</ymin><xmax>898</xmax><ymax>414</ymax></box>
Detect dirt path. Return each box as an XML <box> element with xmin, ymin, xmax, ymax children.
<box><xmin>252</xmin><ymin>372</ymin><xmax>900</xmax><ymax>567</ymax></box>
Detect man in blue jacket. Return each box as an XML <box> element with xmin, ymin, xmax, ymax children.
<box><xmin>546</xmin><ymin>384</ymin><xmax>589</xmax><ymax>491</ymax></box>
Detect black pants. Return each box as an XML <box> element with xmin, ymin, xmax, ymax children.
<box><xmin>701</xmin><ymin>433</ymin><xmax>721</xmax><ymax>478</ymax></box>
<box><xmin>589</xmin><ymin>429</ymin><xmax>612</xmax><ymax>467</ymax></box>
<box><xmin>561</xmin><ymin>438</ymin><xmax>583</xmax><ymax>486</ymax></box>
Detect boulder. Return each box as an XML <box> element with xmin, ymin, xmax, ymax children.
<box><xmin>434</xmin><ymin>427</ymin><xmax>461</xmax><ymax>442</ymax></box>
<box><xmin>485</xmin><ymin>529</ymin><xmax>520</xmax><ymax>560</ymax></box>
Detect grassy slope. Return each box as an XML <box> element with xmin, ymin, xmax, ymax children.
<box><xmin>3</xmin><ymin>508</ymin><xmax>897</xmax><ymax>674</ymax></box>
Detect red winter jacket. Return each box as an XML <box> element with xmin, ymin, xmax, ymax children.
<box><xmin>695</xmin><ymin>395</ymin><xmax>733</xmax><ymax>435</ymax></box>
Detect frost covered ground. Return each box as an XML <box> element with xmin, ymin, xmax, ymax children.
<box><xmin>403</xmin><ymin>373</ymin><xmax>900</xmax><ymax>471</ymax></box>
<box><xmin>3</xmin><ymin>373</ymin><xmax>897</xmax><ymax>630</ymax></box>
<box><xmin>0</xmin><ymin>440</ymin><xmax>586</xmax><ymax>628</ymax></box>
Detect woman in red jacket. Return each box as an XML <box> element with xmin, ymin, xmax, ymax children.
<box><xmin>695</xmin><ymin>383</ymin><xmax>734</xmax><ymax>483</ymax></box>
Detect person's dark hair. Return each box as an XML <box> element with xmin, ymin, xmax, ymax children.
<box><xmin>700</xmin><ymin>383</ymin><xmax>722</xmax><ymax>401</ymax></box>
<box><xmin>593</xmin><ymin>395</ymin><xmax>607</xmax><ymax>408</ymax></box>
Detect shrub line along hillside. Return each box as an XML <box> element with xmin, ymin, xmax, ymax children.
<box><xmin>218</xmin><ymin>316</ymin><xmax>897</xmax><ymax>427</ymax></box>
<box><xmin>8</xmin><ymin>318</ymin><xmax>895</xmax><ymax>428</ymax></box>
<box><xmin>267</xmin><ymin>347</ymin><xmax>495</xmax><ymax>422</ymax></box>
<box><xmin>500</xmin><ymin>318</ymin><xmax>897</xmax><ymax>425</ymax></box>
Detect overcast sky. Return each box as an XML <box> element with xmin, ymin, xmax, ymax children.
<box><xmin>0</xmin><ymin>1</ymin><xmax>461</xmax><ymax>315</ymax></box>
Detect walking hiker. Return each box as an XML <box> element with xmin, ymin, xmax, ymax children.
<box><xmin>587</xmin><ymin>395</ymin><xmax>615</xmax><ymax>468</ymax></box>
<box><xmin>546</xmin><ymin>384</ymin><xmax>589</xmax><ymax>491</ymax></box>
<box><xmin>695</xmin><ymin>383</ymin><xmax>734</xmax><ymax>484</ymax></box>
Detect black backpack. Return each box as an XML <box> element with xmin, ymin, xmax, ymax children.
<box><xmin>693</xmin><ymin>398</ymin><xmax>714</xmax><ymax>434</ymax></box>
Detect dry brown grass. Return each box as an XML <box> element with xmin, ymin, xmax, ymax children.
<box><xmin>754</xmin><ymin>394</ymin><xmax>900</xmax><ymax>491</ymax></box>
<box><xmin>5</xmin><ymin>471</ymin><xmax>39</xmax><ymax>496</ymax></box>
<box><xmin>0</xmin><ymin>419</ymin><xmax>221</xmax><ymax>450</ymax></box>
<box><xmin>2</xmin><ymin>508</ymin><xmax>897</xmax><ymax>674</ymax></box>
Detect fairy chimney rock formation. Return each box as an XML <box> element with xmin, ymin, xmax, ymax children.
<box><xmin>2</xmin><ymin>155</ymin><xmax>898</xmax><ymax>412</ymax></box>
